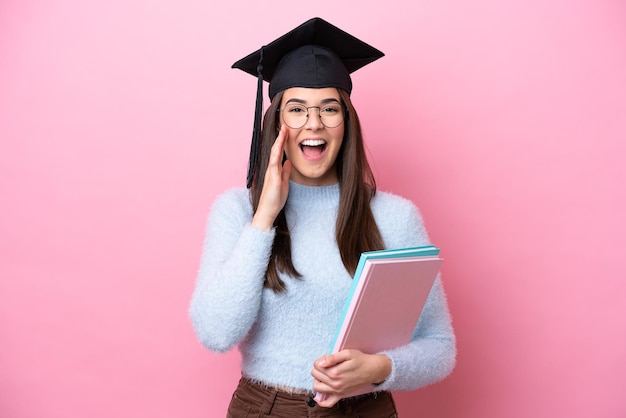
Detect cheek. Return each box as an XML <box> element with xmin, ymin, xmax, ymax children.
<box><xmin>332</xmin><ymin>127</ymin><xmax>345</xmax><ymax>148</ymax></box>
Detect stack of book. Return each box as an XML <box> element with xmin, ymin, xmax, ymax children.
<box><xmin>319</xmin><ymin>245</ymin><xmax>443</xmax><ymax>400</ymax></box>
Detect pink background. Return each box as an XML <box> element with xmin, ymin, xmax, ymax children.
<box><xmin>2</xmin><ymin>1</ymin><xmax>625</xmax><ymax>417</ymax></box>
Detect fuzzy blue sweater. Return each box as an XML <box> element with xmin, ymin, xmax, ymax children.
<box><xmin>189</xmin><ymin>182</ymin><xmax>456</xmax><ymax>393</ymax></box>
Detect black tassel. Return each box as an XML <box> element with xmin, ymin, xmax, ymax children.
<box><xmin>247</xmin><ymin>47</ymin><xmax>264</xmax><ymax>189</ymax></box>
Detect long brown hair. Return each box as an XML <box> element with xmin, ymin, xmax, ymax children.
<box><xmin>250</xmin><ymin>89</ymin><xmax>384</xmax><ymax>293</ymax></box>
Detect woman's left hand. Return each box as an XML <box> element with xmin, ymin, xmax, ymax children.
<box><xmin>310</xmin><ymin>350</ymin><xmax>391</xmax><ymax>408</ymax></box>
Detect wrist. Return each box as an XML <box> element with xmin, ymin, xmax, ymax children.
<box><xmin>251</xmin><ymin>211</ymin><xmax>276</xmax><ymax>232</ymax></box>
<box><xmin>373</xmin><ymin>354</ymin><xmax>392</xmax><ymax>386</ymax></box>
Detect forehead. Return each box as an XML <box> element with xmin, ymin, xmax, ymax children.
<box><xmin>280</xmin><ymin>87</ymin><xmax>341</xmax><ymax>104</ymax></box>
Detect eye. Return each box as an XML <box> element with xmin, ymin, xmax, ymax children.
<box><xmin>286</xmin><ymin>105</ymin><xmax>306</xmax><ymax>113</ymax></box>
<box><xmin>321</xmin><ymin>105</ymin><xmax>341</xmax><ymax>114</ymax></box>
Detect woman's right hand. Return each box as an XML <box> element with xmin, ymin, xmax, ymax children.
<box><xmin>251</xmin><ymin>125</ymin><xmax>292</xmax><ymax>231</ymax></box>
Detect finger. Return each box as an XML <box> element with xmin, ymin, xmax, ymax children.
<box><xmin>313</xmin><ymin>354</ymin><xmax>330</xmax><ymax>369</ymax></box>
<box><xmin>311</xmin><ymin>363</ymin><xmax>341</xmax><ymax>391</ymax></box>
<box><xmin>281</xmin><ymin>159</ymin><xmax>292</xmax><ymax>183</ymax></box>
<box><xmin>312</xmin><ymin>383</ymin><xmax>343</xmax><ymax>408</ymax></box>
<box><xmin>271</xmin><ymin>125</ymin><xmax>287</xmax><ymax>159</ymax></box>
<box><xmin>311</xmin><ymin>367</ymin><xmax>330</xmax><ymax>384</ymax></box>
<box><xmin>265</xmin><ymin>129</ymin><xmax>284</xmax><ymax>171</ymax></box>
<box><xmin>267</xmin><ymin>144</ymin><xmax>282</xmax><ymax>172</ymax></box>
<box><xmin>317</xmin><ymin>351</ymin><xmax>349</xmax><ymax>369</ymax></box>
<box><xmin>277</xmin><ymin>123</ymin><xmax>287</xmax><ymax>140</ymax></box>
<box><xmin>312</xmin><ymin>375</ymin><xmax>339</xmax><ymax>393</ymax></box>
<box><xmin>315</xmin><ymin>393</ymin><xmax>341</xmax><ymax>408</ymax></box>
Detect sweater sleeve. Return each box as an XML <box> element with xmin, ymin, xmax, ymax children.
<box><xmin>373</xmin><ymin>195</ymin><xmax>457</xmax><ymax>391</ymax></box>
<box><xmin>189</xmin><ymin>189</ymin><xmax>276</xmax><ymax>353</ymax></box>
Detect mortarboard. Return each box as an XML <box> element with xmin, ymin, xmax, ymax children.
<box><xmin>231</xmin><ymin>17</ymin><xmax>384</xmax><ymax>188</ymax></box>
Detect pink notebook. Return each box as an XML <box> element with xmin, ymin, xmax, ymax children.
<box><xmin>318</xmin><ymin>249</ymin><xmax>442</xmax><ymax>401</ymax></box>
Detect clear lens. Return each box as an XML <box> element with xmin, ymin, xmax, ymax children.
<box><xmin>280</xmin><ymin>104</ymin><xmax>344</xmax><ymax>129</ymax></box>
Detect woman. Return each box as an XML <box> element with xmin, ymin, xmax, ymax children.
<box><xmin>189</xmin><ymin>18</ymin><xmax>456</xmax><ymax>417</ymax></box>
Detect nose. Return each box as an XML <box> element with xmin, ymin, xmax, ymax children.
<box><xmin>304</xmin><ymin>107</ymin><xmax>323</xmax><ymax>130</ymax></box>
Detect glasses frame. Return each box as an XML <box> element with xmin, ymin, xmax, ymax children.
<box><xmin>277</xmin><ymin>103</ymin><xmax>346</xmax><ymax>129</ymax></box>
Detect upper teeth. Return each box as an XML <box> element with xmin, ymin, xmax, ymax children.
<box><xmin>301</xmin><ymin>139</ymin><xmax>325</xmax><ymax>147</ymax></box>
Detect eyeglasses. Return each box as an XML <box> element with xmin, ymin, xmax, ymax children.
<box><xmin>278</xmin><ymin>102</ymin><xmax>345</xmax><ymax>129</ymax></box>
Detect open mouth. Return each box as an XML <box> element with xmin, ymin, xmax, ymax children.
<box><xmin>299</xmin><ymin>139</ymin><xmax>327</xmax><ymax>159</ymax></box>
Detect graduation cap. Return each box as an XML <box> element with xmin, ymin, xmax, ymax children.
<box><xmin>231</xmin><ymin>17</ymin><xmax>384</xmax><ymax>188</ymax></box>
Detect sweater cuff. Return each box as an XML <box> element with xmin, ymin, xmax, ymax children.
<box><xmin>372</xmin><ymin>353</ymin><xmax>396</xmax><ymax>392</ymax></box>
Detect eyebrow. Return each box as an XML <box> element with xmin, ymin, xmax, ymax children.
<box><xmin>284</xmin><ymin>98</ymin><xmax>341</xmax><ymax>105</ymax></box>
